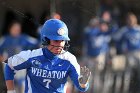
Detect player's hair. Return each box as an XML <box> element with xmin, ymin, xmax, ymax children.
<box><xmin>42</xmin><ymin>37</ymin><xmax>50</xmax><ymax>45</ymax></box>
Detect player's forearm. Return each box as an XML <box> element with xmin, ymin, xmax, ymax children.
<box><xmin>6</xmin><ymin>80</ymin><xmax>16</xmax><ymax>93</ymax></box>
<box><xmin>71</xmin><ymin>77</ymin><xmax>89</xmax><ymax>92</ymax></box>
<box><xmin>4</xmin><ymin>64</ymin><xmax>16</xmax><ymax>92</ymax></box>
<box><xmin>0</xmin><ymin>55</ymin><xmax>6</xmax><ymax>62</ymax></box>
<box><xmin>6</xmin><ymin>80</ymin><xmax>15</xmax><ymax>90</ymax></box>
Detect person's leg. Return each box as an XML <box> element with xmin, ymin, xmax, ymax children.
<box><xmin>134</xmin><ymin>51</ymin><xmax>140</xmax><ymax>93</ymax></box>
<box><xmin>97</xmin><ymin>53</ymin><xmax>106</xmax><ymax>72</ymax></box>
<box><xmin>127</xmin><ymin>51</ymin><xmax>140</xmax><ymax>93</ymax></box>
<box><xmin>0</xmin><ymin>62</ymin><xmax>7</xmax><ymax>93</ymax></box>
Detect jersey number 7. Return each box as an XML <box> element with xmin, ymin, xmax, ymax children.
<box><xmin>43</xmin><ymin>79</ymin><xmax>51</xmax><ymax>88</ymax></box>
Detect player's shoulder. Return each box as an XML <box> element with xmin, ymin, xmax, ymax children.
<box><xmin>119</xmin><ymin>26</ymin><xmax>128</xmax><ymax>33</ymax></box>
<box><xmin>0</xmin><ymin>36</ymin><xmax>5</xmax><ymax>46</ymax></box>
<box><xmin>21</xmin><ymin>34</ymin><xmax>38</xmax><ymax>44</ymax></box>
<box><xmin>134</xmin><ymin>25</ymin><xmax>140</xmax><ymax>31</ymax></box>
<box><xmin>113</xmin><ymin>26</ymin><xmax>128</xmax><ymax>38</ymax></box>
<box><xmin>30</xmin><ymin>48</ymin><xmax>43</xmax><ymax>57</ymax></box>
<box><xmin>58</xmin><ymin>51</ymin><xmax>79</xmax><ymax>66</ymax></box>
<box><xmin>16</xmin><ymin>48</ymin><xmax>43</xmax><ymax>60</ymax></box>
<box><xmin>58</xmin><ymin>51</ymin><xmax>77</xmax><ymax>61</ymax></box>
<box><xmin>0</xmin><ymin>35</ymin><xmax>11</xmax><ymax>45</ymax></box>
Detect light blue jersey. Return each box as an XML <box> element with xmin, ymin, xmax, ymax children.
<box><xmin>0</xmin><ymin>34</ymin><xmax>39</xmax><ymax>57</ymax></box>
<box><xmin>113</xmin><ymin>26</ymin><xmax>140</xmax><ymax>52</ymax></box>
<box><xmin>84</xmin><ymin>27</ymin><xmax>111</xmax><ymax>57</ymax></box>
<box><xmin>4</xmin><ymin>48</ymin><xmax>88</xmax><ymax>93</ymax></box>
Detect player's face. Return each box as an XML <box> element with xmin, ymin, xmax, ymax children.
<box><xmin>47</xmin><ymin>40</ymin><xmax>66</xmax><ymax>54</ymax></box>
<box><xmin>10</xmin><ymin>23</ymin><xmax>21</xmax><ymax>37</ymax></box>
<box><xmin>100</xmin><ymin>23</ymin><xmax>108</xmax><ymax>32</ymax></box>
<box><xmin>127</xmin><ymin>15</ymin><xmax>137</xmax><ymax>27</ymax></box>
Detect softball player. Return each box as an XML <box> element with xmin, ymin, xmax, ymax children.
<box><xmin>4</xmin><ymin>19</ymin><xmax>91</xmax><ymax>93</ymax></box>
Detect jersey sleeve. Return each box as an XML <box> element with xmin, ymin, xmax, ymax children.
<box><xmin>4</xmin><ymin>50</ymin><xmax>32</xmax><ymax>80</ymax></box>
<box><xmin>4</xmin><ymin>64</ymin><xmax>15</xmax><ymax>80</ymax></box>
<box><xmin>68</xmin><ymin>55</ymin><xmax>89</xmax><ymax>92</ymax></box>
<box><xmin>7</xmin><ymin>50</ymin><xmax>32</xmax><ymax>70</ymax></box>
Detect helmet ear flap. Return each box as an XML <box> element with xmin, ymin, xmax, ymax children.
<box><xmin>42</xmin><ymin>37</ymin><xmax>50</xmax><ymax>46</ymax></box>
<box><xmin>63</xmin><ymin>41</ymin><xmax>70</xmax><ymax>51</ymax></box>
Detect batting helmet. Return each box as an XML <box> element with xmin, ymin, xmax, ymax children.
<box><xmin>40</xmin><ymin>19</ymin><xmax>70</xmax><ymax>45</ymax></box>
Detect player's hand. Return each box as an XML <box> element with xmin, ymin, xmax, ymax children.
<box><xmin>78</xmin><ymin>66</ymin><xmax>91</xmax><ymax>87</ymax></box>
